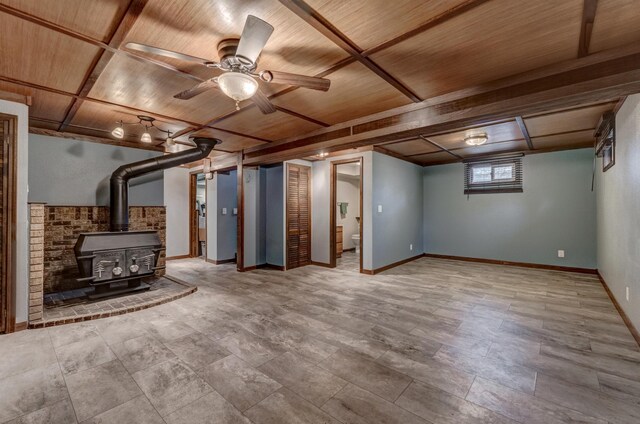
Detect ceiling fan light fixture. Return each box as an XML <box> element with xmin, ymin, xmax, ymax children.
<box><xmin>217</xmin><ymin>72</ymin><xmax>258</xmax><ymax>107</ymax></box>
<box><xmin>464</xmin><ymin>133</ymin><xmax>488</xmax><ymax>146</ymax></box>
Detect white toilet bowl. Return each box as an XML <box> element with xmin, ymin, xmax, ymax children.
<box><xmin>351</xmin><ymin>233</ymin><xmax>360</xmax><ymax>254</ymax></box>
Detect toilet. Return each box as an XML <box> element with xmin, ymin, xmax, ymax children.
<box><xmin>351</xmin><ymin>233</ymin><xmax>361</xmax><ymax>254</ymax></box>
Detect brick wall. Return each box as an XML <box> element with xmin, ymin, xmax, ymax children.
<box><xmin>39</xmin><ymin>205</ymin><xmax>166</xmax><ymax>294</ymax></box>
<box><xmin>28</xmin><ymin>204</ymin><xmax>45</xmax><ymax>322</ymax></box>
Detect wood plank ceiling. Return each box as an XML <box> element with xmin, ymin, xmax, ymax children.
<box><xmin>0</xmin><ymin>0</ymin><xmax>638</xmax><ymax>165</ymax></box>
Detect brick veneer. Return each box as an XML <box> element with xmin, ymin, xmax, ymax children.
<box><xmin>28</xmin><ymin>204</ymin><xmax>46</xmax><ymax>322</ymax></box>
<box><xmin>29</xmin><ymin>205</ymin><xmax>166</xmax><ymax>295</ymax></box>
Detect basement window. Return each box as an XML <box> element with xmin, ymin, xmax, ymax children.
<box><xmin>464</xmin><ymin>156</ymin><xmax>523</xmax><ymax>195</ymax></box>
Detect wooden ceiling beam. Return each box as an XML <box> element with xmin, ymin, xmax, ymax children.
<box><xmin>242</xmin><ymin>44</ymin><xmax>640</xmax><ymax>164</ymax></box>
<box><xmin>515</xmin><ymin>116</ymin><xmax>535</xmax><ymax>149</ymax></box>
<box><xmin>578</xmin><ymin>0</ymin><xmax>599</xmax><ymax>57</ymax></box>
<box><xmin>58</xmin><ymin>0</ymin><xmax>149</xmax><ymax>132</ymax></box>
<box><xmin>419</xmin><ymin>136</ymin><xmax>462</xmax><ymax>159</ymax></box>
<box><xmin>363</xmin><ymin>0</ymin><xmax>490</xmax><ymax>56</ymax></box>
<box><xmin>29</xmin><ymin>127</ymin><xmax>163</xmax><ymax>152</ymax></box>
<box><xmin>278</xmin><ymin>0</ymin><xmax>421</xmax><ymax>102</ymax></box>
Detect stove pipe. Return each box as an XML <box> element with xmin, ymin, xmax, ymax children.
<box><xmin>110</xmin><ymin>137</ymin><xmax>219</xmax><ymax>232</ymax></box>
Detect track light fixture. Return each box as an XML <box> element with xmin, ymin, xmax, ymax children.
<box><xmin>111</xmin><ymin>115</ymin><xmax>174</xmax><ymax>146</ymax></box>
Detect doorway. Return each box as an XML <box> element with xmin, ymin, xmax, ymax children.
<box><xmin>286</xmin><ymin>163</ymin><xmax>311</xmax><ymax>270</ymax></box>
<box><xmin>1</xmin><ymin>113</ymin><xmax>17</xmax><ymax>333</ymax></box>
<box><xmin>330</xmin><ymin>158</ymin><xmax>363</xmax><ymax>272</ymax></box>
<box><xmin>189</xmin><ymin>173</ymin><xmax>207</xmax><ymax>259</ymax></box>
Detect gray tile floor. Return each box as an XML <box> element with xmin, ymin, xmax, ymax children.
<box><xmin>1</xmin><ymin>253</ymin><xmax>639</xmax><ymax>423</ymax></box>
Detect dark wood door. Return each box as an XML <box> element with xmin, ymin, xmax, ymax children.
<box><xmin>287</xmin><ymin>164</ymin><xmax>311</xmax><ymax>269</ymax></box>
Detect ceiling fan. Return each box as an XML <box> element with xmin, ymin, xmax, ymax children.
<box><xmin>125</xmin><ymin>15</ymin><xmax>331</xmax><ymax>114</ymax></box>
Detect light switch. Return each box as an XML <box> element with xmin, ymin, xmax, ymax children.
<box><xmin>222</xmin><ymin>208</ymin><xmax>227</xmax><ymax>215</ymax></box>
<box><xmin>557</xmin><ymin>250</ymin><xmax>565</xmax><ymax>258</ymax></box>
<box><xmin>377</xmin><ymin>204</ymin><xmax>383</xmax><ymax>213</ymax></box>
<box><xmin>233</xmin><ymin>208</ymin><xmax>238</xmax><ymax>215</ymax></box>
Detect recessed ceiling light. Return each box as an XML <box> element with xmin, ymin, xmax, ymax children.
<box><xmin>464</xmin><ymin>133</ymin><xmax>488</xmax><ymax>146</ymax></box>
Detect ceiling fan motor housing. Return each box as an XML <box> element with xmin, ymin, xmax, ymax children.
<box><xmin>217</xmin><ymin>38</ymin><xmax>257</xmax><ymax>71</ymax></box>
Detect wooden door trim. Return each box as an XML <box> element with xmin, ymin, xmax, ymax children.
<box><xmin>286</xmin><ymin>163</ymin><xmax>312</xmax><ymax>270</ymax></box>
<box><xmin>330</xmin><ymin>158</ymin><xmax>363</xmax><ymax>273</ymax></box>
<box><xmin>1</xmin><ymin>113</ymin><xmax>17</xmax><ymax>333</ymax></box>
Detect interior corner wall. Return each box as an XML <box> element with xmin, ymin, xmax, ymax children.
<box><xmin>371</xmin><ymin>152</ymin><xmax>423</xmax><ymax>269</ymax></box>
<box><xmin>596</xmin><ymin>94</ymin><xmax>640</xmax><ymax>331</ymax></box>
<box><xmin>164</xmin><ymin>167</ymin><xmax>190</xmax><ymax>258</ymax></box>
<box><xmin>0</xmin><ymin>99</ymin><xmax>29</xmax><ymax>324</ymax></box>
<box><xmin>28</xmin><ymin>134</ymin><xmax>164</xmax><ymax>206</ymax></box>
<box><xmin>423</xmin><ymin>148</ymin><xmax>597</xmax><ymax>269</ymax></box>
<box><xmin>243</xmin><ymin>168</ymin><xmax>259</xmax><ymax>268</ymax></box>
<box><xmin>265</xmin><ymin>165</ymin><xmax>284</xmax><ymax>266</ymax></box>
<box><xmin>206</xmin><ymin>173</ymin><xmax>218</xmax><ymax>261</ymax></box>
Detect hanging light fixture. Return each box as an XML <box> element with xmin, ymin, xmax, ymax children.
<box><xmin>464</xmin><ymin>133</ymin><xmax>489</xmax><ymax>146</ymax></box>
<box><xmin>140</xmin><ymin>126</ymin><xmax>152</xmax><ymax>143</ymax></box>
<box><xmin>216</xmin><ymin>73</ymin><xmax>258</xmax><ymax>110</ymax></box>
<box><xmin>111</xmin><ymin>121</ymin><xmax>124</xmax><ymax>139</ymax></box>
<box><xmin>111</xmin><ymin>115</ymin><xmax>178</xmax><ymax>149</ymax></box>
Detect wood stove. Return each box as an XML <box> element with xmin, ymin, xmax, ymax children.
<box><xmin>73</xmin><ymin>137</ymin><xmax>219</xmax><ymax>299</ymax></box>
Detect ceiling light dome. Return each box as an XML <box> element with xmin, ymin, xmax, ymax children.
<box><xmin>464</xmin><ymin>133</ymin><xmax>488</xmax><ymax>146</ymax></box>
<box><xmin>217</xmin><ymin>73</ymin><xmax>258</xmax><ymax>109</ymax></box>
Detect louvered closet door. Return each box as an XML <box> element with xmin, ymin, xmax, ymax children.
<box><xmin>0</xmin><ymin>120</ymin><xmax>6</xmax><ymax>332</ymax></box>
<box><xmin>287</xmin><ymin>164</ymin><xmax>311</xmax><ymax>269</ymax></box>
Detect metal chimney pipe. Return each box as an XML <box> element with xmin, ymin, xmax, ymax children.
<box><xmin>110</xmin><ymin>137</ymin><xmax>219</xmax><ymax>232</ymax></box>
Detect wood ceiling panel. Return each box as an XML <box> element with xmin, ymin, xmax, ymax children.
<box><xmin>215</xmin><ymin>108</ymin><xmax>322</xmax><ymax>141</ymax></box>
<box><xmin>413</xmin><ymin>151</ymin><xmax>458</xmax><ymax>165</ymax></box>
<box><xmin>370</xmin><ymin>0</ymin><xmax>583</xmax><ymax>99</ymax></box>
<box><xmin>0</xmin><ymin>0</ymin><xmax>131</xmax><ymax>41</ymax></box>
<box><xmin>381</xmin><ymin>139</ymin><xmax>441</xmax><ymax>156</ymax></box>
<box><xmin>428</xmin><ymin>121</ymin><xmax>523</xmax><ymax>150</ymax></box>
<box><xmin>304</xmin><ymin>0</ymin><xmax>469</xmax><ymax>50</ymax></box>
<box><xmin>590</xmin><ymin>0</ymin><xmax>640</xmax><ymax>53</ymax></box>
<box><xmin>531</xmin><ymin>130</ymin><xmax>595</xmax><ymax>150</ymax></box>
<box><xmin>455</xmin><ymin>139</ymin><xmax>528</xmax><ymax>158</ymax></box>
<box><xmin>123</xmin><ymin>0</ymin><xmax>348</xmax><ymax>84</ymax></box>
<box><xmin>0</xmin><ymin>82</ymin><xmax>73</xmax><ymax>122</ymax></box>
<box><xmin>87</xmin><ymin>53</ymin><xmax>237</xmax><ymax>124</ymax></box>
<box><xmin>524</xmin><ymin>103</ymin><xmax>615</xmax><ymax>137</ymax></box>
<box><xmin>273</xmin><ymin>61</ymin><xmax>410</xmax><ymax>125</ymax></box>
<box><xmin>0</xmin><ymin>13</ymin><xmax>101</xmax><ymax>93</ymax></box>
<box><xmin>188</xmin><ymin>127</ymin><xmax>268</xmax><ymax>152</ymax></box>
<box><xmin>69</xmin><ymin>101</ymin><xmax>186</xmax><ymax>146</ymax></box>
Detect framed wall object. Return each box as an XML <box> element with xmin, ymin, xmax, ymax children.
<box><xmin>595</xmin><ymin>111</ymin><xmax>615</xmax><ymax>172</ymax></box>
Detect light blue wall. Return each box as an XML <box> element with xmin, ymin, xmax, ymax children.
<box><xmin>29</xmin><ymin>134</ymin><xmax>163</xmax><ymax>205</ymax></box>
<box><xmin>372</xmin><ymin>152</ymin><xmax>423</xmax><ymax>269</ymax></box>
<box><xmin>423</xmin><ymin>148</ymin><xmax>597</xmax><ymax>268</ymax></box>
<box><xmin>258</xmin><ymin>167</ymin><xmax>267</xmax><ymax>265</ymax></box>
<box><xmin>265</xmin><ymin>165</ymin><xmax>284</xmax><ymax>266</ymax></box>
<box><xmin>596</xmin><ymin>94</ymin><xmax>640</xmax><ymax>331</ymax></box>
<box><xmin>216</xmin><ymin>170</ymin><xmax>237</xmax><ymax>261</ymax></box>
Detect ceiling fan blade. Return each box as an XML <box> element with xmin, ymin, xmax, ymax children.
<box><xmin>174</xmin><ymin>79</ymin><xmax>218</xmax><ymax>100</ymax></box>
<box><xmin>251</xmin><ymin>88</ymin><xmax>277</xmax><ymax>114</ymax></box>
<box><xmin>260</xmin><ymin>70</ymin><xmax>330</xmax><ymax>91</ymax></box>
<box><xmin>235</xmin><ymin>15</ymin><xmax>274</xmax><ymax>65</ymax></box>
<box><xmin>125</xmin><ymin>42</ymin><xmax>213</xmax><ymax>65</ymax></box>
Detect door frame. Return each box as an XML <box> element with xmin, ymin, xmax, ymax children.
<box><xmin>330</xmin><ymin>157</ymin><xmax>363</xmax><ymax>273</ymax></box>
<box><xmin>286</xmin><ymin>163</ymin><xmax>312</xmax><ymax>270</ymax></box>
<box><xmin>1</xmin><ymin>113</ymin><xmax>17</xmax><ymax>333</ymax></box>
<box><xmin>188</xmin><ymin>172</ymin><xmax>206</xmax><ymax>258</ymax></box>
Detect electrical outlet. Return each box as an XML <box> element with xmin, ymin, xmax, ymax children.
<box><xmin>410</xmin><ymin>244</ymin><xmax>413</xmax><ymax>251</ymax></box>
<box><xmin>377</xmin><ymin>204</ymin><xmax>383</xmax><ymax>213</ymax></box>
<box><xmin>626</xmin><ymin>286</ymin><xmax>630</xmax><ymax>302</ymax></box>
<box><xmin>557</xmin><ymin>250</ymin><xmax>565</xmax><ymax>258</ymax></box>
<box><xmin>232</xmin><ymin>208</ymin><xmax>238</xmax><ymax>215</ymax></box>
<box><xmin>222</xmin><ymin>208</ymin><xmax>227</xmax><ymax>215</ymax></box>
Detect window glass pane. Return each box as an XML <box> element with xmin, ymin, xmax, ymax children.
<box><xmin>493</xmin><ymin>165</ymin><xmax>514</xmax><ymax>180</ymax></box>
<box><xmin>471</xmin><ymin>165</ymin><xmax>491</xmax><ymax>183</ymax></box>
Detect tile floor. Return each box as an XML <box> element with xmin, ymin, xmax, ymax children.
<box><xmin>1</xmin><ymin>253</ymin><xmax>639</xmax><ymax>423</ymax></box>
